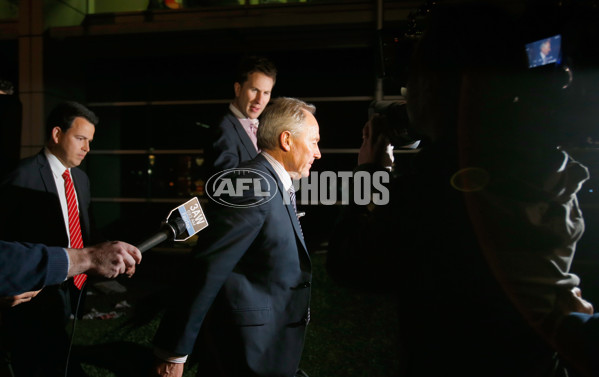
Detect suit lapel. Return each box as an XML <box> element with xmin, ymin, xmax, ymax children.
<box><xmin>285</xmin><ymin>189</ymin><xmax>308</xmax><ymax>253</ymax></box>
<box><xmin>38</xmin><ymin>152</ymin><xmax>90</xmax><ymax>244</ymax></box>
<box><xmin>226</xmin><ymin>113</ymin><xmax>259</xmax><ymax>159</ymax></box>
<box><xmin>255</xmin><ymin>156</ymin><xmax>308</xmax><ymax>254</ymax></box>
<box><xmin>36</xmin><ymin>153</ymin><xmax>59</xmax><ymax>197</ymax></box>
<box><xmin>37</xmin><ymin>152</ymin><xmax>69</xmax><ymax>244</ymax></box>
<box><xmin>71</xmin><ymin>169</ymin><xmax>90</xmax><ymax>243</ymax></box>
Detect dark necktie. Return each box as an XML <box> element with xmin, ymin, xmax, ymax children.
<box><xmin>288</xmin><ymin>186</ymin><xmax>304</xmax><ymax>239</ymax></box>
<box><xmin>63</xmin><ymin>169</ymin><xmax>87</xmax><ymax>289</ymax></box>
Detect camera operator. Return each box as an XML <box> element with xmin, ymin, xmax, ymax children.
<box><xmin>327</xmin><ymin>2</ymin><xmax>597</xmax><ymax>377</ymax></box>
<box><xmin>325</xmin><ymin>96</ymin><xmax>421</xmax><ymax>292</ymax></box>
<box><xmin>326</xmin><ymin>109</ymin><xmax>409</xmax><ymax>292</ymax></box>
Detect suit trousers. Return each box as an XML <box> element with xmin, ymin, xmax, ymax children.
<box><xmin>1</xmin><ymin>284</ymin><xmax>76</xmax><ymax>377</ymax></box>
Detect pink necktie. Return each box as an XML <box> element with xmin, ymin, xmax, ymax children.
<box><xmin>63</xmin><ymin>169</ymin><xmax>87</xmax><ymax>289</ymax></box>
<box><xmin>244</xmin><ymin>119</ymin><xmax>260</xmax><ymax>152</ymax></box>
<box><xmin>249</xmin><ymin>119</ymin><xmax>259</xmax><ymax>135</ymax></box>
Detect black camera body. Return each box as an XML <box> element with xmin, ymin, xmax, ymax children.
<box><xmin>368</xmin><ymin>100</ymin><xmax>420</xmax><ymax>148</ymax></box>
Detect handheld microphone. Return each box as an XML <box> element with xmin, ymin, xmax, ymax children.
<box><xmin>136</xmin><ymin>197</ymin><xmax>209</xmax><ymax>253</ymax></box>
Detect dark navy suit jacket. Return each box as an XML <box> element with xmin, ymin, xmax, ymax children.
<box><xmin>0</xmin><ymin>150</ymin><xmax>93</xmax><ymax>329</ymax></box>
<box><xmin>153</xmin><ymin>154</ymin><xmax>311</xmax><ymax>376</ymax></box>
<box><xmin>204</xmin><ymin>111</ymin><xmax>259</xmax><ymax>178</ymax></box>
<box><xmin>0</xmin><ymin>150</ymin><xmax>92</xmax><ymax>247</ymax></box>
<box><xmin>0</xmin><ymin>241</ymin><xmax>68</xmax><ymax>295</ymax></box>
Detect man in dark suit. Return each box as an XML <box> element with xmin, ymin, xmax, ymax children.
<box><xmin>0</xmin><ymin>101</ymin><xmax>98</xmax><ymax>377</ymax></box>
<box><xmin>203</xmin><ymin>55</ymin><xmax>277</xmax><ymax>178</ymax></box>
<box><xmin>151</xmin><ymin>97</ymin><xmax>321</xmax><ymax>377</ymax></box>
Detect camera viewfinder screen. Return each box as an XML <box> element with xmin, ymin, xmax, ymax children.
<box><xmin>526</xmin><ymin>34</ymin><xmax>562</xmax><ymax>68</ymax></box>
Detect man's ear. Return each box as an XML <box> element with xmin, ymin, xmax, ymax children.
<box><xmin>233</xmin><ymin>82</ymin><xmax>241</xmax><ymax>98</ymax></box>
<box><xmin>51</xmin><ymin>126</ymin><xmax>62</xmax><ymax>144</ymax></box>
<box><xmin>280</xmin><ymin>131</ymin><xmax>292</xmax><ymax>152</ymax></box>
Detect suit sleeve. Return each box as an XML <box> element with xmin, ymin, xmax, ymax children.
<box><xmin>0</xmin><ymin>241</ymin><xmax>68</xmax><ymax>295</ymax></box>
<box><xmin>209</xmin><ymin>120</ymin><xmax>244</xmax><ymax>173</ymax></box>
<box><xmin>205</xmin><ymin>114</ymin><xmax>258</xmax><ymax>177</ymax></box>
<box><xmin>152</xmin><ymin>186</ymin><xmax>268</xmax><ymax>356</ymax></box>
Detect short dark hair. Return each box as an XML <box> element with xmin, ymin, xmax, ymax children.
<box><xmin>235</xmin><ymin>55</ymin><xmax>277</xmax><ymax>85</ymax></box>
<box><xmin>0</xmin><ymin>79</ymin><xmax>14</xmax><ymax>95</ymax></box>
<box><xmin>45</xmin><ymin>101</ymin><xmax>99</xmax><ymax>139</ymax></box>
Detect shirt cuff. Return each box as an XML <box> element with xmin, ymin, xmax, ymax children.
<box><xmin>63</xmin><ymin>248</ymin><xmax>70</xmax><ymax>281</ymax></box>
<box><xmin>153</xmin><ymin>348</ymin><xmax>188</xmax><ymax>364</ymax></box>
<box><xmin>44</xmin><ymin>246</ymin><xmax>70</xmax><ymax>286</ymax></box>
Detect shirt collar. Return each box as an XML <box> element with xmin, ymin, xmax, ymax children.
<box><xmin>229</xmin><ymin>103</ymin><xmax>259</xmax><ymax>126</ymax></box>
<box><xmin>261</xmin><ymin>151</ymin><xmax>292</xmax><ymax>192</ymax></box>
<box><xmin>44</xmin><ymin>147</ymin><xmax>69</xmax><ymax>178</ymax></box>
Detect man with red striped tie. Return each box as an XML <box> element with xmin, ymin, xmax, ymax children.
<box><xmin>0</xmin><ymin>101</ymin><xmax>98</xmax><ymax>377</ymax></box>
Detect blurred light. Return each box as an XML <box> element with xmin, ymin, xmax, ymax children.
<box><xmin>164</xmin><ymin>0</ymin><xmax>184</xmax><ymax>9</ymax></box>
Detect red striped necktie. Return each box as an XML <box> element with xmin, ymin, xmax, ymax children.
<box><xmin>62</xmin><ymin>169</ymin><xmax>87</xmax><ymax>289</ymax></box>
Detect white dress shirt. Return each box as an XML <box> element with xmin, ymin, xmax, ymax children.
<box><xmin>44</xmin><ymin>147</ymin><xmax>80</xmax><ymax>248</ymax></box>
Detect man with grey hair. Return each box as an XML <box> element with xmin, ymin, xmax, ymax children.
<box><xmin>151</xmin><ymin>97</ymin><xmax>321</xmax><ymax>377</ymax></box>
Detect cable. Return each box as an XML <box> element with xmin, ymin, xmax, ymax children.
<box><xmin>63</xmin><ymin>281</ymin><xmax>86</xmax><ymax>377</ymax></box>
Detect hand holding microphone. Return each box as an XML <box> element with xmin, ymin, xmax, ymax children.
<box><xmin>0</xmin><ymin>199</ymin><xmax>207</xmax><ymax>310</ymax></box>
<box><xmin>0</xmin><ymin>241</ymin><xmax>142</xmax><ymax>308</ymax></box>
<box><xmin>68</xmin><ymin>241</ymin><xmax>142</xmax><ymax>279</ymax></box>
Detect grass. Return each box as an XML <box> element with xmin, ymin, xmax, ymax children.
<box><xmin>68</xmin><ymin>250</ymin><xmax>400</xmax><ymax>377</ymax></box>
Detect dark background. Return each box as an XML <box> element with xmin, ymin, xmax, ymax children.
<box><xmin>2</xmin><ymin>1</ymin><xmax>599</xmax><ymax>375</ymax></box>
